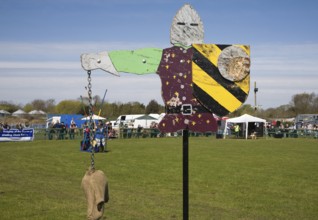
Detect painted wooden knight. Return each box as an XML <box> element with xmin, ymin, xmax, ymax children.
<box><xmin>81</xmin><ymin>4</ymin><xmax>250</xmax><ymax>133</ymax></box>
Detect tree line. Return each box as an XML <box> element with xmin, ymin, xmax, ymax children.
<box><xmin>230</xmin><ymin>92</ymin><xmax>318</xmax><ymax>119</ymax></box>
<box><xmin>0</xmin><ymin>98</ymin><xmax>165</xmax><ymax>120</ymax></box>
<box><xmin>1</xmin><ymin>92</ymin><xmax>317</xmax><ymax>120</ymax></box>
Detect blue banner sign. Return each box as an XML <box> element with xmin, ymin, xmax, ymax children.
<box><xmin>0</xmin><ymin>129</ymin><xmax>34</xmax><ymax>142</ymax></box>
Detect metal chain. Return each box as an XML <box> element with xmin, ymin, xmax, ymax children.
<box><xmin>87</xmin><ymin>70</ymin><xmax>95</xmax><ymax>170</ymax></box>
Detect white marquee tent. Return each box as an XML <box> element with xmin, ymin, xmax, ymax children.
<box><xmin>223</xmin><ymin>114</ymin><xmax>266</xmax><ymax>139</ymax></box>
<box><xmin>29</xmin><ymin>110</ymin><xmax>46</xmax><ymax>115</ymax></box>
<box><xmin>0</xmin><ymin>110</ymin><xmax>11</xmax><ymax>116</ymax></box>
<box><xmin>12</xmin><ymin>109</ymin><xmax>26</xmax><ymax>117</ymax></box>
<box><xmin>81</xmin><ymin>114</ymin><xmax>106</xmax><ymax>121</ymax></box>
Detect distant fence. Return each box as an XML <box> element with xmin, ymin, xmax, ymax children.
<box><xmin>30</xmin><ymin>128</ymin><xmax>318</xmax><ymax>140</ymax></box>
<box><xmin>267</xmin><ymin>128</ymin><xmax>318</xmax><ymax>139</ymax></box>
<box><xmin>32</xmin><ymin>128</ymin><xmax>216</xmax><ymax>140</ymax></box>
<box><xmin>34</xmin><ymin>128</ymin><xmax>84</xmax><ymax>141</ymax></box>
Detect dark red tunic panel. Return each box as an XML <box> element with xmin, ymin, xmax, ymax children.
<box><xmin>156</xmin><ymin>46</ymin><xmax>217</xmax><ymax>133</ymax></box>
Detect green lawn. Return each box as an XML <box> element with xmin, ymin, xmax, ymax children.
<box><xmin>0</xmin><ymin>137</ymin><xmax>317</xmax><ymax>219</ymax></box>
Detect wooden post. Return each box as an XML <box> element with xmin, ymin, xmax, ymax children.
<box><xmin>183</xmin><ymin>127</ymin><xmax>189</xmax><ymax>220</ymax></box>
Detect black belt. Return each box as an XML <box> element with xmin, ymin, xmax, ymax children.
<box><xmin>166</xmin><ymin>104</ymin><xmax>210</xmax><ymax>114</ymax></box>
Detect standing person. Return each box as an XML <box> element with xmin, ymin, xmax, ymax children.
<box><xmin>136</xmin><ymin>124</ymin><xmax>143</xmax><ymax>138</ymax></box>
<box><xmin>103</xmin><ymin>122</ymin><xmax>109</xmax><ymax>152</ymax></box>
<box><xmin>81</xmin><ymin>123</ymin><xmax>90</xmax><ymax>151</ymax></box>
<box><xmin>95</xmin><ymin>121</ymin><xmax>106</xmax><ymax>152</ymax></box>
<box><xmin>225</xmin><ymin>123</ymin><xmax>232</xmax><ymax>136</ymax></box>
<box><xmin>69</xmin><ymin>121</ymin><xmax>77</xmax><ymax>140</ymax></box>
<box><xmin>59</xmin><ymin>122</ymin><xmax>66</xmax><ymax>140</ymax></box>
<box><xmin>234</xmin><ymin>124</ymin><xmax>240</xmax><ymax>138</ymax></box>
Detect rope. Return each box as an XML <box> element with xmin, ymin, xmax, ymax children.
<box><xmin>87</xmin><ymin>70</ymin><xmax>95</xmax><ymax>170</ymax></box>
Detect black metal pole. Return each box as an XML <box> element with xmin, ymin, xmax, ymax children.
<box><xmin>183</xmin><ymin>127</ymin><xmax>189</xmax><ymax>220</ymax></box>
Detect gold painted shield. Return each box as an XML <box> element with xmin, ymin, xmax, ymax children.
<box><xmin>192</xmin><ymin>44</ymin><xmax>251</xmax><ymax>116</ymax></box>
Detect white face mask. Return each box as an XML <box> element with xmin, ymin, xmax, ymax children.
<box><xmin>170</xmin><ymin>4</ymin><xmax>204</xmax><ymax>47</ymax></box>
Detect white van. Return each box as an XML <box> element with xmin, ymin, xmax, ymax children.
<box><xmin>112</xmin><ymin>114</ymin><xmax>161</xmax><ymax>130</ymax></box>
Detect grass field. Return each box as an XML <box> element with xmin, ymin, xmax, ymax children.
<box><xmin>0</xmin><ymin>137</ymin><xmax>317</xmax><ymax>219</ymax></box>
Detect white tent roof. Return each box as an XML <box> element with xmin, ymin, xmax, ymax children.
<box><xmin>29</xmin><ymin>110</ymin><xmax>46</xmax><ymax>115</ymax></box>
<box><xmin>224</xmin><ymin>114</ymin><xmax>266</xmax><ymax>139</ymax></box>
<box><xmin>0</xmin><ymin>110</ymin><xmax>10</xmax><ymax>115</ymax></box>
<box><xmin>81</xmin><ymin>114</ymin><xmax>106</xmax><ymax>120</ymax></box>
<box><xmin>29</xmin><ymin>110</ymin><xmax>40</xmax><ymax>114</ymax></box>
<box><xmin>38</xmin><ymin>110</ymin><xmax>46</xmax><ymax>114</ymax></box>
<box><xmin>226</xmin><ymin>114</ymin><xmax>266</xmax><ymax>124</ymax></box>
<box><xmin>12</xmin><ymin>109</ymin><xmax>26</xmax><ymax>116</ymax></box>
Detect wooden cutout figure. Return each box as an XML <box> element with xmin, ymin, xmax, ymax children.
<box><xmin>81</xmin><ymin>168</ymin><xmax>109</xmax><ymax>220</ymax></box>
<box><xmin>81</xmin><ymin>4</ymin><xmax>250</xmax><ymax>133</ymax></box>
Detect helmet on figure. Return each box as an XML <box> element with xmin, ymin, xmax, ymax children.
<box><xmin>170</xmin><ymin>4</ymin><xmax>204</xmax><ymax>47</ymax></box>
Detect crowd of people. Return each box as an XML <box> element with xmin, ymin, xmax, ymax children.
<box><xmin>81</xmin><ymin>120</ymin><xmax>111</xmax><ymax>152</ymax></box>
<box><xmin>0</xmin><ymin>122</ymin><xmax>11</xmax><ymax>131</ymax></box>
<box><xmin>47</xmin><ymin>121</ymin><xmax>69</xmax><ymax>140</ymax></box>
<box><xmin>47</xmin><ymin>119</ymin><xmax>114</xmax><ymax>141</ymax></box>
<box><xmin>46</xmin><ymin>119</ymin><xmax>112</xmax><ymax>152</ymax></box>
<box><xmin>121</xmin><ymin>121</ymin><xmax>161</xmax><ymax>138</ymax></box>
<box><xmin>0</xmin><ymin>121</ymin><xmax>30</xmax><ymax>132</ymax></box>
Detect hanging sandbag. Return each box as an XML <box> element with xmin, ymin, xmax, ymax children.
<box><xmin>81</xmin><ymin>168</ymin><xmax>109</xmax><ymax>220</ymax></box>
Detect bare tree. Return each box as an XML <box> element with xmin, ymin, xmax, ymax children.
<box><xmin>145</xmin><ymin>100</ymin><xmax>161</xmax><ymax>114</ymax></box>
<box><xmin>290</xmin><ymin>92</ymin><xmax>316</xmax><ymax>114</ymax></box>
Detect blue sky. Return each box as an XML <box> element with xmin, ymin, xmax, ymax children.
<box><xmin>1</xmin><ymin>0</ymin><xmax>318</xmax><ymax>109</ymax></box>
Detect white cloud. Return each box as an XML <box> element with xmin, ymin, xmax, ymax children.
<box><xmin>0</xmin><ymin>41</ymin><xmax>167</xmax><ymax>61</ymax></box>
<box><xmin>252</xmin><ymin>43</ymin><xmax>318</xmax><ymax>73</ymax></box>
<box><xmin>0</xmin><ymin>68</ymin><xmax>162</xmax><ymax>106</ymax></box>
<box><xmin>246</xmin><ymin>74</ymin><xmax>318</xmax><ymax>108</ymax></box>
<box><xmin>0</xmin><ymin>61</ymin><xmax>79</xmax><ymax>69</ymax></box>
<box><xmin>252</xmin><ymin>59</ymin><xmax>318</xmax><ymax>73</ymax></box>
<box><xmin>0</xmin><ymin>41</ymin><xmax>317</xmax><ymax>109</ymax></box>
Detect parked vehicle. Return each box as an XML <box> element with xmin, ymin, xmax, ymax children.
<box><xmin>112</xmin><ymin>114</ymin><xmax>162</xmax><ymax>131</ymax></box>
